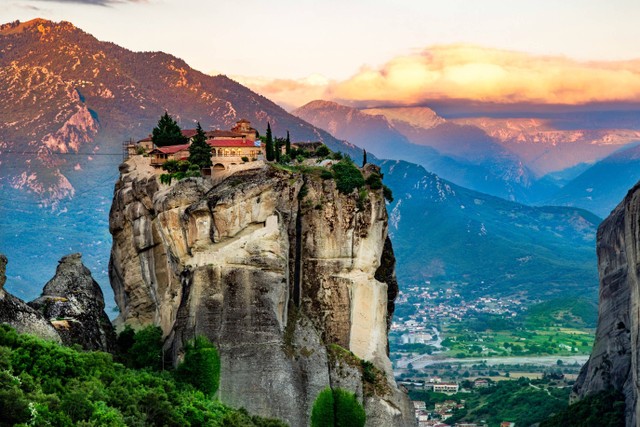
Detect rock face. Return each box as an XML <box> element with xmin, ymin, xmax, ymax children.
<box><xmin>29</xmin><ymin>253</ymin><xmax>116</xmax><ymax>352</ymax></box>
<box><xmin>0</xmin><ymin>254</ymin><xmax>61</xmax><ymax>342</ymax></box>
<box><xmin>572</xmin><ymin>182</ymin><xmax>640</xmax><ymax>426</ymax></box>
<box><xmin>0</xmin><ymin>252</ymin><xmax>115</xmax><ymax>351</ymax></box>
<box><xmin>109</xmin><ymin>158</ymin><xmax>415</xmax><ymax>427</ymax></box>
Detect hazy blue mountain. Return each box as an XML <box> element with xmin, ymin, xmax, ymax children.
<box><xmin>546</xmin><ymin>143</ymin><xmax>640</xmax><ymax>217</ymax></box>
<box><xmin>381</xmin><ymin>160</ymin><xmax>600</xmax><ymax>300</ymax></box>
<box><xmin>294</xmin><ymin>100</ymin><xmax>559</xmax><ymax>204</ymax></box>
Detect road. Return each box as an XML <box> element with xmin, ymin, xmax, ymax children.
<box><xmin>398</xmin><ymin>354</ymin><xmax>589</xmax><ymax>369</ymax></box>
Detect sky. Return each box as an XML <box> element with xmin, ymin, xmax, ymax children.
<box><xmin>3</xmin><ymin>0</ymin><xmax>640</xmax><ymax>109</ymax></box>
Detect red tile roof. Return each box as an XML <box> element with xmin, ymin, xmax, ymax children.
<box><xmin>151</xmin><ymin>143</ymin><xmax>191</xmax><ymax>154</ymax></box>
<box><xmin>207</xmin><ymin>139</ymin><xmax>261</xmax><ymax>148</ymax></box>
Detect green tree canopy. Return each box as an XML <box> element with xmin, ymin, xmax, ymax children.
<box><xmin>129</xmin><ymin>325</ymin><xmax>164</xmax><ymax>370</ymax></box>
<box><xmin>152</xmin><ymin>112</ymin><xmax>188</xmax><ymax>147</ymax></box>
<box><xmin>188</xmin><ymin>122</ymin><xmax>212</xmax><ymax>169</ymax></box>
<box><xmin>285</xmin><ymin>131</ymin><xmax>291</xmax><ymax>155</ymax></box>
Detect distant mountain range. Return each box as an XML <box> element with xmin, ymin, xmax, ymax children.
<box><xmin>546</xmin><ymin>143</ymin><xmax>640</xmax><ymax>217</ymax></box>
<box><xmin>293</xmin><ymin>100</ymin><xmax>640</xmax><ymax>216</ymax></box>
<box><xmin>0</xmin><ymin>18</ymin><xmax>633</xmax><ymax>312</ymax></box>
<box><xmin>381</xmin><ymin>160</ymin><xmax>600</xmax><ymax>300</ymax></box>
<box><xmin>293</xmin><ymin>100</ymin><xmax>554</xmax><ymax>203</ymax></box>
<box><xmin>452</xmin><ymin>117</ymin><xmax>640</xmax><ymax>175</ymax></box>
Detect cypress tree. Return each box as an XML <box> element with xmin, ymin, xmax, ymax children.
<box><xmin>266</xmin><ymin>122</ymin><xmax>274</xmax><ymax>161</ymax></box>
<box><xmin>188</xmin><ymin>122</ymin><xmax>212</xmax><ymax>169</ymax></box>
<box><xmin>286</xmin><ymin>130</ymin><xmax>291</xmax><ymax>155</ymax></box>
<box><xmin>362</xmin><ymin>149</ymin><xmax>367</xmax><ymax>167</ymax></box>
<box><xmin>275</xmin><ymin>137</ymin><xmax>283</xmax><ymax>162</ymax></box>
<box><xmin>152</xmin><ymin>111</ymin><xmax>187</xmax><ymax>147</ymax></box>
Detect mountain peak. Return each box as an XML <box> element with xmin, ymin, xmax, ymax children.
<box><xmin>297</xmin><ymin>99</ymin><xmax>347</xmax><ymax>111</ymax></box>
<box><xmin>0</xmin><ymin>18</ymin><xmax>78</xmax><ymax>35</ymax></box>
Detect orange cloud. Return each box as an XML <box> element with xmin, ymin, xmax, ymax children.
<box><xmin>232</xmin><ymin>74</ymin><xmax>332</xmax><ymax>110</ymax></box>
<box><xmin>234</xmin><ymin>45</ymin><xmax>640</xmax><ymax>108</ymax></box>
<box><xmin>328</xmin><ymin>45</ymin><xmax>640</xmax><ymax>105</ymax></box>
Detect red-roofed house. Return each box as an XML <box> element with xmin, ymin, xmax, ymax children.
<box><xmin>148</xmin><ymin>143</ymin><xmax>191</xmax><ymax>166</ymax></box>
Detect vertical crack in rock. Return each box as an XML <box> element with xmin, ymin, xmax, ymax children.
<box><xmin>294</xmin><ymin>198</ymin><xmax>303</xmax><ymax>308</ymax></box>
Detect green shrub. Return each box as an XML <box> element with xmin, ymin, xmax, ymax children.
<box><xmin>332</xmin><ymin>160</ymin><xmax>364</xmax><ymax>195</ymax></box>
<box><xmin>321</xmin><ymin>170</ymin><xmax>333</xmax><ymax>180</ymax></box>
<box><xmin>334</xmin><ymin>388</ymin><xmax>366</xmax><ymax>427</ymax></box>
<box><xmin>241</xmin><ymin>156</ymin><xmax>249</xmax><ymax>162</ymax></box>
<box><xmin>310</xmin><ymin>387</ymin><xmax>366</xmax><ymax>427</ymax></box>
<box><xmin>357</xmin><ymin>188</ymin><xmax>368</xmax><ymax>210</ymax></box>
<box><xmin>311</xmin><ymin>388</ymin><xmax>335</xmax><ymax>427</ymax></box>
<box><xmin>360</xmin><ymin>360</ymin><xmax>376</xmax><ymax>384</ymax></box>
<box><xmin>382</xmin><ymin>185</ymin><xmax>393</xmax><ymax>202</ymax></box>
<box><xmin>315</xmin><ymin>145</ymin><xmax>330</xmax><ymax>157</ymax></box>
<box><xmin>162</xmin><ymin>159</ymin><xmax>180</xmax><ymax>174</ymax></box>
<box><xmin>175</xmin><ymin>336</ymin><xmax>221</xmax><ymax>397</ymax></box>
<box><xmin>129</xmin><ymin>325</ymin><xmax>163</xmax><ymax>370</ymax></box>
<box><xmin>160</xmin><ymin>173</ymin><xmax>172</xmax><ymax>185</ymax></box>
<box><xmin>365</xmin><ymin>173</ymin><xmax>382</xmax><ymax>190</ymax></box>
<box><xmin>331</xmin><ymin>152</ymin><xmax>344</xmax><ymax>161</ymax></box>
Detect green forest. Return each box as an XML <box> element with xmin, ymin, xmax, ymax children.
<box><xmin>0</xmin><ymin>324</ymin><xmax>286</xmax><ymax>427</ymax></box>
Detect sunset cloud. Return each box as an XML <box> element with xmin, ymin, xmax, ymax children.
<box><xmin>233</xmin><ymin>74</ymin><xmax>332</xmax><ymax>111</ymax></box>
<box><xmin>328</xmin><ymin>45</ymin><xmax>640</xmax><ymax>106</ymax></box>
<box><xmin>238</xmin><ymin>45</ymin><xmax>640</xmax><ymax>109</ymax></box>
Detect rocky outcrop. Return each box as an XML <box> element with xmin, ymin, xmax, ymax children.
<box><xmin>109</xmin><ymin>158</ymin><xmax>415</xmax><ymax>427</ymax></box>
<box><xmin>572</xmin><ymin>182</ymin><xmax>640</xmax><ymax>426</ymax></box>
<box><xmin>29</xmin><ymin>253</ymin><xmax>116</xmax><ymax>352</ymax></box>
<box><xmin>0</xmin><ymin>252</ymin><xmax>115</xmax><ymax>352</ymax></box>
<box><xmin>0</xmin><ymin>254</ymin><xmax>61</xmax><ymax>342</ymax></box>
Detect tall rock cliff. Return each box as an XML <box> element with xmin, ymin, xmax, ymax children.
<box><xmin>29</xmin><ymin>253</ymin><xmax>116</xmax><ymax>352</ymax></box>
<box><xmin>109</xmin><ymin>157</ymin><xmax>415</xmax><ymax>427</ymax></box>
<box><xmin>572</xmin><ymin>183</ymin><xmax>640</xmax><ymax>426</ymax></box>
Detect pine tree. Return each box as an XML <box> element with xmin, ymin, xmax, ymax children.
<box><xmin>188</xmin><ymin>122</ymin><xmax>212</xmax><ymax>169</ymax></box>
<box><xmin>275</xmin><ymin>137</ymin><xmax>283</xmax><ymax>162</ymax></box>
<box><xmin>285</xmin><ymin>130</ymin><xmax>291</xmax><ymax>155</ymax></box>
<box><xmin>266</xmin><ymin>122</ymin><xmax>274</xmax><ymax>161</ymax></box>
<box><xmin>152</xmin><ymin>112</ymin><xmax>187</xmax><ymax>147</ymax></box>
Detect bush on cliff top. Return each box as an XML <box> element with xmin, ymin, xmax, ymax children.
<box><xmin>332</xmin><ymin>159</ymin><xmax>364</xmax><ymax>195</ymax></box>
